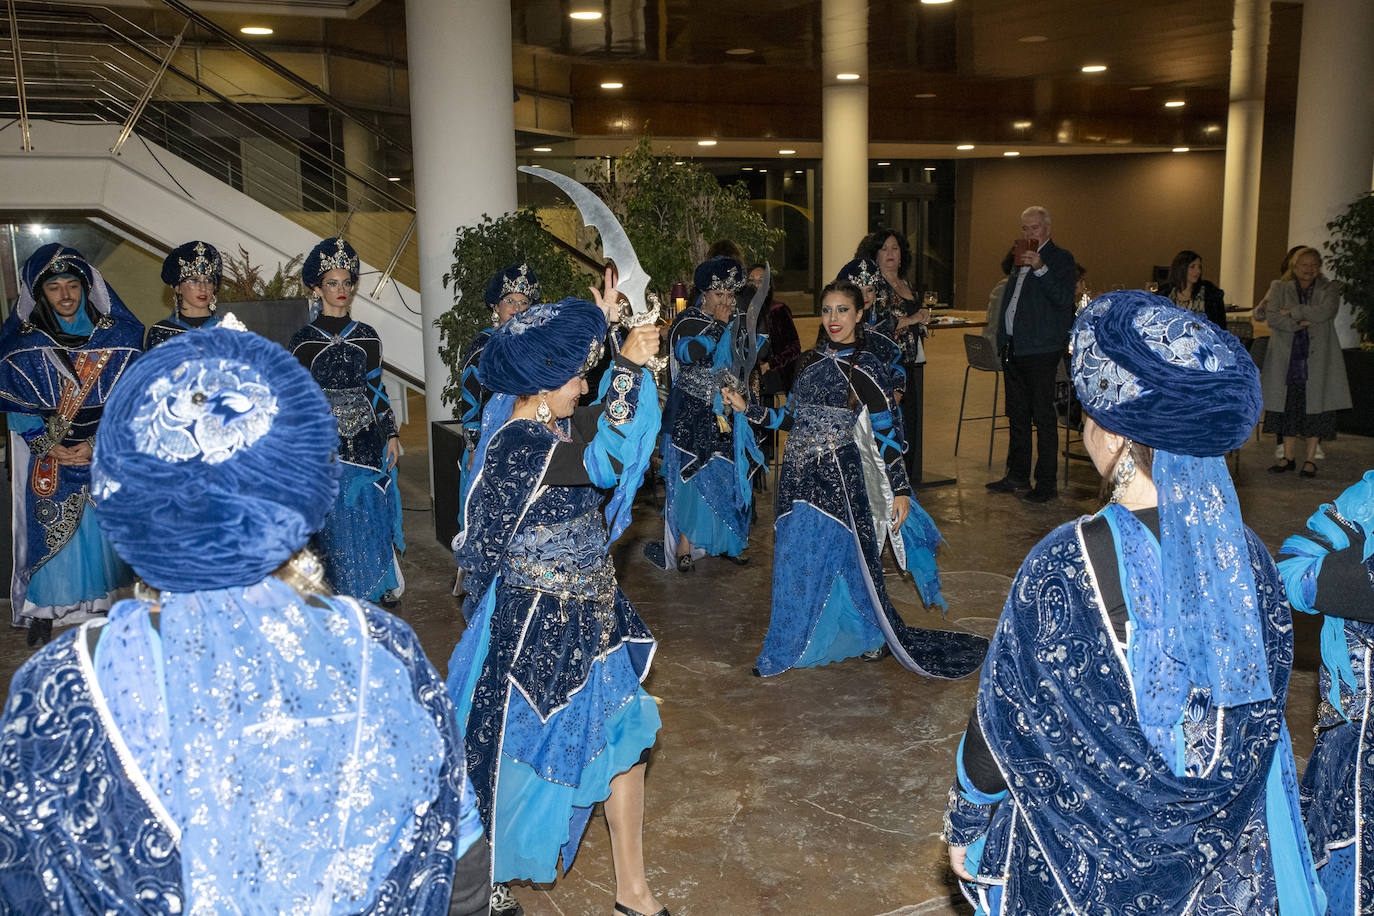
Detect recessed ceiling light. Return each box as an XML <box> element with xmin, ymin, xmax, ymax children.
<box><xmin>742</xmin><ymin>166</ymin><xmax>754</xmax><ymax>171</ymax></box>
<box><xmin>1129</xmin><ymin>85</ymin><xmax>1152</xmax><ymax>91</ymax></box>
<box><xmin>675</xmin><ymin>160</ymin><xmax>685</xmax><ymax>165</ymax></box>
<box><xmin>240</xmin><ymin>26</ymin><xmax>273</xmax><ymax>35</ymax></box>
<box><xmin>836</xmin><ymin>72</ymin><xmax>861</xmax><ymax>80</ymax></box>
<box><xmin>1205</xmin><ymin>124</ymin><xmax>1222</xmax><ymax>133</ymax></box>
<box><xmin>1003</xmin><ymin>151</ymin><xmax>1020</xmax><ymax>157</ymax></box>
<box><xmin>1172</xmin><ymin>146</ymin><xmax>1190</xmax><ymax>153</ymax></box>
<box><xmin>778</xmin><ymin>149</ymin><xmax>796</xmax><ymax>155</ymax></box>
<box><xmin>923</xmin><ymin>166</ymin><xmax>936</xmax><ymax>171</ymax></box>
<box><xmin>956</xmin><ymin>144</ymin><xmax>975</xmax><ymax>150</ymax></box>
<box><xmin>532</xmin><ymin>146</ymin><xmax>552</xmax><ymax>152</ymax></box>
<box><xmin>1164</xmin><ymin>100</ymin><xmax>1186</xmax><ymax>108</ymax></box>
<box><xmin>794</xmin><ymin>170</ymin><xmax>803</xmax><ymax>174</ymax></box>
<box><xmin>758</xmin><ymin>168</ymin><xmax>768</xmax><ymax>173</ymax></box>
<box><xmin>914</xmin><ymin>92</ymin><xmax>936</xmax><ymax>99</ymax></box>
<box><xmin>1081</xmin><ymin>64</ymin><xmax>1107</xmax><ymax>73</ymax></box>
<box><xmin>876</xmin><ymin>161</ymin><xmax>890</xmax><ymax>166</ymax></box>
<box><xmin>1018</xmin><ymin>34</ymin><xmax>1048</xmax><ymax>43</ymax></box>
<box><xmin>920</xmin><ymin>0</ymin><xmax>954</xmax><ymax>4</ymax></box>
<box><xmin>600</xmin><ymin>81</ymin><xmax>623</xmax><ymax>89</ymax></box>
<box><xmin>569</xmin><ymin>10</ymin><xmax>602</xmax><ymax>20</ymax></box>
<box><xmin>697</xmin><ymin>139</ymin><xmax>717</xmax><ymax>146</ymax></box>
<box><xmin>726</xmin><ymin>48</ymin><xmax>754</xmax><ymax>56</ymax></box>
<box><xmin>387</xmin><ymin>176</ymin><xmax>401</xmax><ymax>181</ymax></box>
<box><xmin>1012</xmin><ymin>120</ymin><xmax>1032</xmax><ymax>129</ymax></box>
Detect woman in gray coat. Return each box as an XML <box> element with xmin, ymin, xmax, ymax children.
<box><xmin>1262</xmin><ymin>246</ymin><xmax>1351</xmax><ymax>477</ymax></box>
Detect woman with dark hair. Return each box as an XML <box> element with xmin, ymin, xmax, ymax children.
<box><xmin>857</xmin><ymin>229</ymin><xmax>930</xmax><ymax>484</ymax></box>
<box><xmin>747</xmin><ymin>263</ymin><xmax>801</xmax><ymax>396</ymax></box>
<box><xmin>723</xmin><ymin>281</ymin><xmax>986</xmax><ymax>678</ymax></box>
<box><xmin>943</xmin><ymin>292</ymin><xmax>1324</xmax><ymax>915</ymax></box>
<box><xmin>146</xmin><ymin>240</ymin><xmax>224</xmax><ymax>348</ymax></box>
<box><xmin>1156</xmin><ymin>249</ymin><xmax>1226</xmax><ymax>327</ymax></box>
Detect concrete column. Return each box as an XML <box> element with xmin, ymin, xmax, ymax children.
<box><xmin>405</xmin><ymin>0</ymin><xmax>516</xmax><ymax>423</ymax></box>
<box><xmin>821</xmin><ymin>0</ymin><xmax>868</xmax><ymax>280</ymax></box>
<box><xmin>1218</xmin><ymin>0</ymin><xmax>1268</xmax><ymax>312</ymax></box>
<box><xmin>1287</xmin><ymin>0</ymin><xmax>1374</xmax><ymax>346</ymax></box>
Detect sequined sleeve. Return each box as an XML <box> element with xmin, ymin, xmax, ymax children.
<box><xmin>542</xmin><ymin>357</ymin><xmax>650</xmax><ymax>488</ymax></box>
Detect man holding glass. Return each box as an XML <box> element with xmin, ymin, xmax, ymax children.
<box><xmin>986</xmin><ymin>205</ymin><xmax>1076</xmax><ymax>503</ymax></box>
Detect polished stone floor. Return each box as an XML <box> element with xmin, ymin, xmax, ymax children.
<box><xmin>1</xmin><ymin>327</ymin><xmax>1370</xmax><ymax>916</ymax></box>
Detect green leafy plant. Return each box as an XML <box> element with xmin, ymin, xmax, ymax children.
<box><xmin>435</xmin><ymin>209</ymin><xmax>584</xmax><ymax>409</ymax></box>
<box><xmin>1326</xmin><ymin>191</ymin><xmax>1374</xmax><ymax>346</ymax></box>
<box><xmin>218</xmin><ymin>246</ymin><xmax>305</xmax><ymax>302</ymax></box>
<box><xmin>589</xmin><ymin>136</ymin><xmax>785</xmax><ymax>300</ymax></box>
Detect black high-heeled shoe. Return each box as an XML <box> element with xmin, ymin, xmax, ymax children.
<box><xmin>1301</xmin><ymin>461</ymin><xmax>1318</xmax><ymax>478</ymax></box>
<box><xmin>1268</xmin><ymin>458</ymin><xmax>1295</xmax><ymax>473</ymax></box>
<box><xmin>614</xmin><ymin>903</ymin><xmax>669</xmax><ymax>916</ymax></box>
<box><xmin>25</xmin><ymin>618</ymin><xmax>51</xmax><ymax>648</ymax></box>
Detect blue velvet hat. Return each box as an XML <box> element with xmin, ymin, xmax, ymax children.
<box><xmin>17</xmin><ymin>242</ymin><xmax>113</xmax><ymax>322</ymax></box>
<box><xmin>484</xmin><ymin>263</ymin><xmax>542</xmax><ymax>306</ymax></box>
<box><xmin>302</xmin><ymin>237</ymin><xmax>360</xmax><ymax>290</ymax></box>
<box><xmin>836</xmin><ymin>257</ymin><xmax>884</xmax><ymax>290</ymax></box>
<box><xmin>1071</xmin><ymin>291</ymin><xmax>1271</xmax><ymax>723</ymax></box>
<box><xmin>161</xmin><ymin>240</ymin><xmax>223</xmax><ymax>288</ymax></box>
<box><xmin>92</xmin><ymin>326</ymin><xmax>340</xmax><ymax>591</ymax></box>
<box><xmin>693</xmin><ymin>256</ymin><xmax>745</xmax><ymax>295</ymax></box>
<box><xmin>478</xmin><ymin>297</ymin><xmax>607</xmax><ymax>396</ymax></box>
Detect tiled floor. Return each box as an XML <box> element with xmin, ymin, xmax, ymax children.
<box><xmin>1</xmin><ymin>327</ymin><xmax>1369</xmax><ymax>916</ymax></box>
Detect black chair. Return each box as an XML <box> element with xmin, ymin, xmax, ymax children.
<box><xmin>955</xmin><ymin>334</ymin><xmax>1009</xmax><ymax>466</ymax></box>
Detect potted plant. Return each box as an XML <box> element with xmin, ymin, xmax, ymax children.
<box><xmin>217</xmin><ymin>246</ymin><xmax>309</xmax><ymax>348</ymax></box>
<box><xmin>1325</xmin><ymin>191</ymin><xmax>1374</xmax><ymax>436</ymax></box>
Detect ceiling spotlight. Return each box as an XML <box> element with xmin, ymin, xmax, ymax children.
<box><xmin>240</xmin><ymin>26</ymin><xmax>273</xmax><ymax>35</ymax></box>
<box><xmin>758</xmin><ymin>169</ymin><xmax>768</xmax><ymax>173</ymax></box>
<box><xmin>1081</xmin><ymin>64</ymin><xmax>1107</xmax><ymax>73</ymax></box>
<box><xmin>923</xmin><ymin>166</ymin><xmax>936</xmax><ymax>171</ymax></box>
<box><xmin>1018</xmin><ymin>34</ymin><xmax>1048</xmax><ymax>43</ymax></box>
<box><xmin>697</xmin><ymin>139</ymin><xmax>717</xmax><ymax>146</ymax></box>
<box><xmin>1204</xmin><ymin>124</ymin><xmax>1222</xmax><ymax>133</ymax></box>
<box><xmin>794</xmin><ymin>170</ymin><xmax>803</xmax><ymax>174</ymax></box>
<box><xmin>876</xmin><ymin>161</ymin><xmax>890</xmax><ymax>166</ymax></box>
<box><xmin>920</xmin><ymin>0</ymin><xmax>954</xmax><ymax>4</ymax></box>
<box><xmin>1164</xmin><ymin>100</ymin><xmax>1186</xmax><ymax>108</ymax></box>
<box><xmin>836</xmin><ymin>72</ymin><xmax>861</xmax><ymax>81</ymax></box>
<box><xmin>532</xmin><ymin>146</ymin><xmax>552</xmax><ymax>152</ymax></box>
<box><xmin>1012</xmin><ymin>120</ymin><xmax>1032</xmax><ymax>129</ymax></box>
<box><xmin>1003</xmin><ymin>151</ymin><xmax>1020</xmax><ymax>157</ymax></box>
<box><xmin>1172</xmin><ymin>146</ymin><xmax>1191</xmax><ymax>153</ymax></box>
<box><xmin>386</xmin><ymin>176</ymin><xmax>401</xmax><ymax>181</ymax></box>
<box><xmin>726</xmin><ymin>48</ymin><xmax>754</xmax><ymax>56</ymax></box>
<box><xmin>569</xmin><ymin>10</ymin><xmax>602</xmax><ymax>20</ymax></box>
<box><xmin>600</xmin><ymin>81</ymin><xmax>623</xmax><ymax>89</ymax></box>
<box><xmin>778</xmin><ymin>149</ymin><xmax>796</xmax><ymax>155</ymax></box>
<box><xmin>956</xmin><ymin>144</ymin><xmax>975</xmax><ymax>150</ymax></box>
<box><xmin>742</xmin><ymin>166</ymin><xmax>754</xmax><ymax>171</ymax></box>
<box><xmin>675</xmin><ymin>160</ymin><xmax>685</xmax><ymax>165</ymax></box>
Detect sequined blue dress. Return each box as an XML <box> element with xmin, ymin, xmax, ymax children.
<box><xmin>748</xmin><ymin>342</ymin><xmax>985</xmax><ymax>678</ymax></box>
<box><xmin>290</xmin><ymin>316</ymin><xmax>404</xmax><ymax>601</ymax></box>
<box><xmin>656</xmin><ymin>305</ymin><xmax>756</xmax><ymax>563</ymax></box>
<box><xmin>945</xmin><ymin>507</ymin><xmax>1324</xmax><ymax>916</ymax></box>
<box><xmin>448</xmin><ymin>357</ymin><xmax>661</xmax><ymax>883</ymax></box>
<box><xmin>0</xmin><ymin>579</ymin><xmax>478</xmax><ymax>914</ymax></box>
<box><xmin>0</xmin><ymin>264</ymin><xmax>141</xmax><ymax>627</ymax></box>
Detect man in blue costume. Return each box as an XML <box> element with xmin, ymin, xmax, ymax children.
<box><xmin>944</xmin><ymin>292</ymin><xmax>1325</xmax><ymax>915</ymax></box>
<box><xmin>0</xmin><ymin>326</ymin><xmax>486</xmax><ymax>913</ymax></box>
<box><xmin>1278</xmin><ymin>470</ymin><xmax>1374</xmax><ymax>916</ymax></box>
<box><xmin>0</xmin><ymin>242</ymin><xmax>141</xmax><ymax>646</ymax></box>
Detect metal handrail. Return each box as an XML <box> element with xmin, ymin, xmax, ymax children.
<box><xmin>5</xmin><ymin>0</ymin><xmax>31</xmax><ymax>149</ymax></box>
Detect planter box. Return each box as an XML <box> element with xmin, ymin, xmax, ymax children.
<box><xmin>432</xmin><ymin>420</ymin><xmax>464</xmax><ymax>548</ymax></box>
<box><xmin>1339</xmin><ymin>348</ymin><xmax>1374</xmax><ymax>437</ymax></box>
<box><xmin>216</xmin><ymin>298</ymin><xmax>310</xmax><ymax>349</ymax></box>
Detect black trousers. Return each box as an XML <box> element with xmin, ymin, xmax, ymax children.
<box><xmin>900</xmin><ymin>361</ymin><xmax>924</xmax><ymax>486</ymax></box>
<box><xmin>449</xmin><ymin>833</ymin><xmax>493</xmax><ymax>916</ymax></box>
<box><xmin>1002</xmin><ymin>349</ymin><xmax>1061</xmax><ymax>490</ymax></box>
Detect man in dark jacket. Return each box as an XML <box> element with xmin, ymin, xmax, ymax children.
<box><xmin>987</xmin><ymin>205</ymin><xmax>1076</xmax><ymax>502</ymax></box>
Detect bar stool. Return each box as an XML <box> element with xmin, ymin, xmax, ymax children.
<box><xmin>955</xmin><ymin>334</ymin><xmax>1009</xmax><ymax>465</ymax></box>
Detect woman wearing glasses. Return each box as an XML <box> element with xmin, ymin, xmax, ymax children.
<box><xmin>146</xmin><ymin>240</ymin><xmax>224</xmax><ymax>348</ymax></box>
<box><xmin>290</xmin><ymin>237</ymin><xmax>405</xmax><ymax>605</ymax></box>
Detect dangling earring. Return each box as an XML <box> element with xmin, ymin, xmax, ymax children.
<box><xmin>490</xmin><ymin>308</ymin><xmax>500</xmax><ymax>328</ymax></box>
<box><xmin>208</xmin><ymin>292</ymin><xmax>217</xmax><ymax>313</ymax></box>
<box><xmin>173</xmin><ymin>289</ymin><xmax>182</xmax><ymax>319</ymax></box>
<box><xmin>535</xmin><ymin>395</ymin><xmax>553</xmax><ymax>424</ymax></box>
<box><xmin>1111</xmin><ymin>445</ymin><xmax>1137</xmax><ymax>504</ymax></box>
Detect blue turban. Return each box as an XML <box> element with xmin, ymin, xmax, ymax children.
<box><xmin>484</xmin><ymin>263</ymin><xmax>542</xmax><ymax>306</ymax></box>
<box><xmin>1071</xmin><ymin>291</ymin><xmax>1271</xmax><ymax>733</ymax></box>
<box><xmin>92</xmin><ymin>326</ymin><xmax>340</xmax><ymax>591</ymax></box>
<box><xmin>302</xmin><ymin>237</ymin><xmax>359</xmax><ymax>290</ymax></box>
<box><xmin>161</xmin><ymin>240</ymin><xmax>223</xmax><ymax>288</ymax></box>
<box><xmin>836</xmin><ymin>257</ymin><xmax>884</xmax><ymax>290</ymax></box>
<box><xmin>478</xmin><ymin>297</ymin><xmax>607</xmax><ymax>396</ymax></box>
<box><xmin>693</xmin><ymin>257</ymin><xmax>745</xmax><ymax>295</ymax></box>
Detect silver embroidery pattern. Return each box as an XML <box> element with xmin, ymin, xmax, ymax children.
<box><xmin>131</xmin><ymin>359</ymin><xmax>278</xmax><ymax>465</ymax></box>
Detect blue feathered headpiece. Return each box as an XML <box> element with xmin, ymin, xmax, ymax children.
<box><xmin>1072</xmin><ymin>290</ymin><xmax>1271</xmax><ymax>718</ymax></box>
<box><xmin>693</xmin><ymin>257</ymin><xmax>745</xmax><ymax>295</ymax></box>
<box><xmin>479</xmin><ymin>297</ymin><xmax>607</xmax><ymax>396</ymax></box>
<box><xmin>484</xmin><ymin>263</ymin><xmax>542</xmax><ymax>306</ymax></box>
<box><xmin>302</xmin><ymin>237</ymin><xmax>359</xmax><ymax>290</ymax></box>
<box><xmin>836</xmin><ymin>257</ymin><xmax>884</xmax><ymax>290</ymax></box>
<box><xmin>161</xmin><ymin>240</ymin><xmax>222</xmax><ymax>288</ymax></box>
<box><xmin>92</xmin><ymin>326</ymin><xmax>340</xmax><ymax>591</ymax></box>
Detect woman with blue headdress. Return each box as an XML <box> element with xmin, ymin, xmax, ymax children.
<box><xmin>835</xmin><ymin>256</ymin><xmax>907</xmax><ymax>401</ymax></box>
<box><xmin>456</xmin><ymin>264</ymin><xmax>538</xmax><ymax>529</ymax></box>
<box><xmin>0</xmin><ymin>326</ymin><xmax>487</xmax><ymax>914</ymax></box>
<box><xmin>942</xmin><ymin>291</ymin><xmax>1325</xmax><ymax>915</ymax></box>
<box><xmin>1278</xmin><ymin>470</ymin><xmax>1374</xmax><ymax>915</ymax></box>
<box><xmin>0</xmin><ymin>242</ymin><xmax>141</xmax><ymax>646</ymax></box>
<box><xmin>723</xmin><ymin>280</ymin><xmax>984</xmax><ymax>678</ymax></box>
<box><xmin>146</xmin><ymin>240</ymin><xmax>223</xmax><ymax>348</ymax></box>
<box><xmin>653</xmin><ymin>255</ymin><xmax>760</xmax><ymax>573</ymax></box>
<box><xmin>289</xmin><ymin>237</ymin><xmax>404</xmax><ymax>605</ymax></box>
<box><xmin>447</xmin><ymin>270</ymin><xmax>668</xmax><ymax>916</ymax></box>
